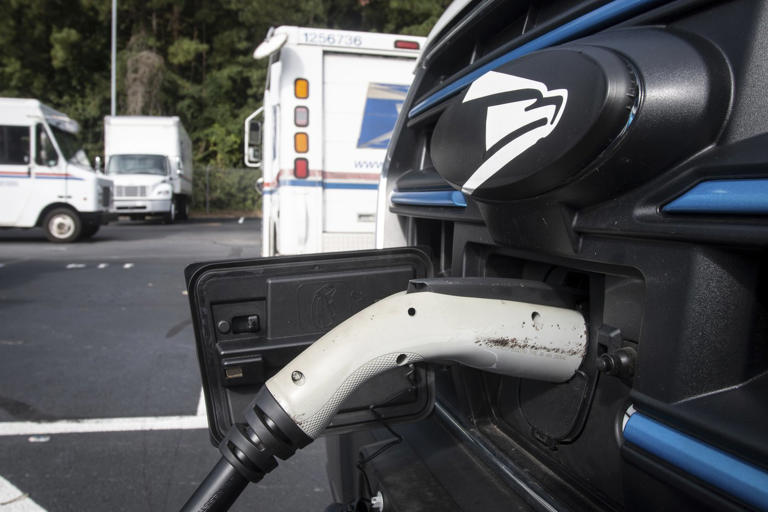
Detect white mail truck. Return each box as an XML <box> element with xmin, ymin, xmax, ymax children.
<box><xmin>0</xmin><ymin>98</ymin><xmax>113</xmax><ymax>242</ymax></box>
<box><xmin>104</xmin><ymin>116</ymin><xmax>193</xmax><ymax>223</ymax></box>
<box><xmin>244</xmin><ymin>26</ymin><xmax>424</xmax><ymax>256</ymax></box>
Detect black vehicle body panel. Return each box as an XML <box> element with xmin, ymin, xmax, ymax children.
<box><xmin>338</xmin><ymin>0</ymin><xmax>768</xmax><ymax>510</ymax></box>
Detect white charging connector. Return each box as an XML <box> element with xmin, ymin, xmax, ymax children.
<box><xmin>267</xmin><ymin>289</ymin><xmax>587</xmax><ymax>438</ymax></box>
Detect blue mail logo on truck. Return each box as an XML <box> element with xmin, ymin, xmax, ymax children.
<box><xmin>357</xmin><ymin>83</ymin><xmax>410</xmax><ymax>149</ymax></box>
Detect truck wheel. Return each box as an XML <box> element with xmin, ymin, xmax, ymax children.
<box><xmin>175</xmin><ymin>196</ymin><xmax>189</xmax><ymax>221</ymax></box>
<box><xmin>43</xmin><ymin>208</ymin><xmax>82</xmax><ymax>243</ymax></box>
<box><xmin>163</xmin><ymin>201</ymin><xmax>176</xmax><ymax>224</ymax></box>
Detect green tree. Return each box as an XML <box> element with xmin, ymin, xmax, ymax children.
<box><xmin>0</xmin><ymin>0</ymin><xmax>449</xmax><ymax>210</ymax></box>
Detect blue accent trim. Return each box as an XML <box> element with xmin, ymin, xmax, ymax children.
<box><xmin>409</xmin><ymin>0</ymin><xmax>666</xmax><ymax>118</ymax></box>
<box><xmin>663</xmin><ymin>179</ymin><xmax>768</xmax><ymax>214</ymax></box>
<box><xmin>624</xmin><ymin>413</ymin><xmax>768</xmax><ymax>510</ymax></box>
<box><xmin>391</xmin><ymin>190</ymin><xmax>467</xmax><ymax>207</ymax></box>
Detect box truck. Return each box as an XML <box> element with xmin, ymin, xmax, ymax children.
<box><xmin>0</xmin><ymin>98</ymin><xmax>113</xmax><ymax>242</ymax></box>
<box><xmin>104</xmin><ymin>116</ymin><xmax>193</xmax><ymax>222</ymax></box>
<box><xmin>244</xmin><ymin>26</ymin><xmax>424</xmax><ymax>256</ymax></box>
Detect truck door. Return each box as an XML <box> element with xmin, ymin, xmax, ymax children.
<box><xmin>0</xmin><ymin>124</ymin><xmax>34</xmax><ymax>225</ymax></box>
<box><xmin>321</xmin><ymin>53</ymin><xmax>412</xmax><ymax>250</ymax></box>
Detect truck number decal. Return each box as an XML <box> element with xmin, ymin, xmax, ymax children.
<box><xmin>303</xmin><ymin>32</ymin><xmax>362</xmax><ymax>47</ymax></box>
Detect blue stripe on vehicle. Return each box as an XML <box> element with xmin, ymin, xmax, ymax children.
<box><xmin>409</xmin><ymin>0</ymin><xmax>667</xmax><ymax>117</ymax></box>
<box><xmin>624</xmin><ymin>413</ymin><xmax>768</xmax><ymax>510</ymax></box>
<box><xmin>0</xmin><ymin>175</ymin><xmax>84</xmax><ymax>180</ymax></box>
<box><xmin>278</xmin><ymin>179</ymin><xmax>323</xmax><ymax>187</ymax></box>
<box><xmin>324</xmin><ymin>182</ymin><xmax>379</xmax><ymax>190</ymax></box>
<box><xmin>391</xmin><ymin>190</ymin><xmax>467</xmax><ymax>207</ymax></box>
<box><xmin>663</xmin><ymin>179</ymin><xmax>768</xmax><ymax>214</ymax></box>
<box><xmin>269</xmin><ymin>180</ymin><xmax>379</xmax><ymax>190</ymax></box>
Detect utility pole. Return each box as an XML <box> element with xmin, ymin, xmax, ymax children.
<box><xmin>110</xmin><ymin>0</ymin><xmax>117</xmax><ymax>116</ymax></box>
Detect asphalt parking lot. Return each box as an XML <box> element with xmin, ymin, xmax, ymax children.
<box><xmin>0</xmin><ymin>219</ymin><xmax>331</xmax><ymax>511</ymax></box>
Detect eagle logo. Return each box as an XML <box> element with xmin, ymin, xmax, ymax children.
<box><xmin>460</xmin><ymin>71</ymin><xmax>567</xmax><ymax>194</ymax></box>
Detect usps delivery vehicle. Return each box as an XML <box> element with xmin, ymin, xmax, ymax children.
<box><xmin>104</xmin><ymin>116</ymin><xmax>193</xmax><ymax>223</ymax></box>
<box><xmin>244</xmin><ymin>26</ymin><xmax>424</xmax><ymax>256</ymax></box>
<box><xmin>0</xmin><ymin>98</ymin><xmax>113</xmax><ymax>242</ymax></box>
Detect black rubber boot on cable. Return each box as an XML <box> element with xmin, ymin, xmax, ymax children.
<box><xmin>180</xmin><ymin>387</ymin><xmax>311</xmax><ymax>512</ymax></box>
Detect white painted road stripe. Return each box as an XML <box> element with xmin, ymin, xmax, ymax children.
<box><xmin>196</xmin><ymin>388</ymin><xmax>206</xmax><ymax>417</ymax></box>
<box><xmin>0</xmin><ymin>475</ymin><xmax>46</xmax><ymax>511</ymax></box>
<box><xmin>65</xmin><ymin>263</ymin><xmax>85</xmax><ymax>269</ymax></box>
<box><xmin>0</xmin><ymin>389</ymin><xmax>208</xmax><ymax>437</ymax></box>
<box><xmin>0</xmin><ymin>415</ymin><xmax>208</xmax><ymax>436</ymax></box>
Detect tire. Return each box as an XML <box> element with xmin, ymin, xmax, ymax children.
<box><xmin>163</xmin><ymin>200</ymin><xmax>176</xmax><ymax>224</ymax></box>
<box><xmin>175</xmin><ymin>196</ymin><xmax>189</xmax><ymax>221</ymax></box>
<box><xmin>43</xmin><ymin>208</ymin><xmax>82</xmax><ymax>243</ymax></box>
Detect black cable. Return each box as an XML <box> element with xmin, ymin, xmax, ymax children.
<box><xmin>180</xmin><ymin>457</ymin><xmax>248</xmax><ymax>512</ymax></box>
<box><xmin>354</xmin><ymin>369</ymin><xmax>417</xmax><ymax>498</ymax></box>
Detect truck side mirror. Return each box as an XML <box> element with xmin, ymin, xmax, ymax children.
<box><xmin>244</xmin><ymin>107</ymin><xmax>264</xmax><ymax>168</ymax></box>
<box><xmin>176</xmin><ymin>156</ymin><xmax>184</xmax><ymax>175</ymax></box>
<box><xmin>94</xmin><ymin>155</ymin><xmax>102</xmax><ymax>172</ymax></box>
<box><xmin>248</xmin><ymin>120</ymin><xmax>262</xmax><ymax>163</ymax></box>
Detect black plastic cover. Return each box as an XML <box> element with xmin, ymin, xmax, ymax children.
<box><xmin>185</xmin><ymin>248</ymin><xmax>434</xmax><ymax>444</ymax></box>
<box><xmin>431</xmin><ymin>46</ymin><xmax>636</xmax><ymax>201</ymax></box>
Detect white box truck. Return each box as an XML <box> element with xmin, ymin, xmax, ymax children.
<box><xmin>244</xmin><ymin>26</ymin><xmax>424</xmax><ymax>256</ymax></box>
<box><xmin>104</xmin><ymin>116</ymin><xmax>193</xmax><ymax>222</ymax></box>
<box><xmin>0</xmin><ymin>98</ymin><xmax>113</xmax><ymax>242</ymax></box>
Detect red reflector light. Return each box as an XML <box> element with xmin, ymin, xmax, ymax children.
<box><xmin>294</xmin><ymin>158</ymin><xmax>308</xmax><ymax>179</ymax></box>
<box><xmin>395</xmin><ymin>40</ymin><xmax>420</xmax><ymax>50</ymax></box>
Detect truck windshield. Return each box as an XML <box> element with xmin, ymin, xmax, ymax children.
<box><xmin>107</xmin><ymin>154</ymin><xmax>169</xmax><ymax>176</ymax></box>
<box><xmin>50</xmin><ymin>126</ymin><xmax>90</xmax><ymax>168</ymax></box>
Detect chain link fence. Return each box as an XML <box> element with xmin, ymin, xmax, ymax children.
<box><xmin>191</xmin><ymin>166</ymin><xmax>262</xmax><ymax>216</ymax></box>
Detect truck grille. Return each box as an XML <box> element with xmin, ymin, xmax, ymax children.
<box><xmin>116</xmin><ymin>185</ymin><xmax>147</xmax><ymax>197</ymax></box>
<box><xmin>101</xmin><ymin>186</ymin><xmax>111</xmax><ymax>207</ymax></box>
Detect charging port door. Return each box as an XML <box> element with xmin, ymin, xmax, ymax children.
<box><xmin>185</xmin><ymin>247</ymin><xmax>434</xmax><ymax>444</ymax></box>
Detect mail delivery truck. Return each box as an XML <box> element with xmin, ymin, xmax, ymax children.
<box><xmin>0</xmin><ymin>98</ymin><xmax>113</xmax><ymax>242</ymax></box>
<box><xmin>104</xmin><ymin>116</ymin><xmax>193</xmax><ymax>223</ymax></box>
<box><xmin>244</xmin><ymin>26</ymin><xmax>424</xmax><ymax>256</ymax></box>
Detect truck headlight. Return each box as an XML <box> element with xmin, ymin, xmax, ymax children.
<box><xmin>153</xmin><ymin>184</ymin><xmax>172</xmax><ymax>197</ymax></box>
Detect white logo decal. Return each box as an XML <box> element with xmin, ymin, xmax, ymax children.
<box><xmin>461</xmin><ymin>71</ymin><xmax>567</xmax><ymax>195</ymax></box>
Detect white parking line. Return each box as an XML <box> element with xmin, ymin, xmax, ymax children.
<box><xmin>0</xmin><ymin>475</ymin><xmax>46</xmax><ymax>511</ymax></box>
<box><xmin>0</xmin><ymin>415</ymin><xmax>208</xmax><ymax>436</ymax></box>
<box><xmin>196</xmin><ymin>388</ymin><xmax>206</xmax><ymax>417</ymax></box>
<box><xmin>0</xmin><ymin>389</ymin><xmax>208</xmax><ymax>437</ymax></box>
